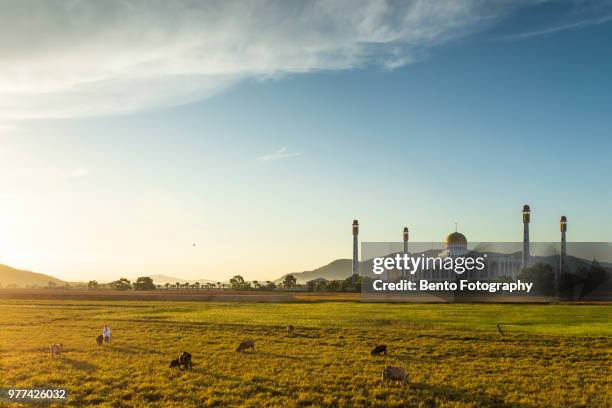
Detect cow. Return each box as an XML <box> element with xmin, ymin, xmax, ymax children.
<box><xmin>50</xmin><ymin>343</ymin><xmax>63</xmax><ymax>358</ymax></box>
<box><xmin>169</xmin><ymin>352</ymin><xmax>192</xmax><ymax>370</ymax></box>
<box><xmin>371</xmin><ymin>344</ymin><xmax>387</xmax><ymax>356</ymax></box>
<box><xmin>381</xmin><ymin>366</ymin><xmax>409</xmax><ymax>385</ymax></box>
<box><xmin>178</xmin><ymin>351</ymin><xmax>192</xmax><ymax>370</ymax></box>
<box><xmin>96</xmin><ymin>335</ymin><xmax>104</xmax><ymax>346</ymax></box>
<box><xmin>236</xmin><ymin>340</ymin><xmax>255</xmax><ymax>352</ymax></box>
<box><xmin>287</xmin><ymin>325</ymin><xmax>294</xmax><ymax>336</ymax></box>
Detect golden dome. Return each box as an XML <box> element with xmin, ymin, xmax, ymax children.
<box><xmin>446</xmin><ymin>232</ymin><xmax>467</xmax><ymax>246</ymax></box>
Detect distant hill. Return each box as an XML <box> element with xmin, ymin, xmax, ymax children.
<box><xmin>146</xmin><ymin>274</ymin><xmax>216</xmax><ymax>285</ymax></box>
<box><xmin>0</xmin><ymin>264</ymin><xmax>65</xmax><ymax>288</ymax></box>
<box><xmin>276</xmin><ymin>259</ymin><xmax>352</xmax><ymax>284</ymax></box>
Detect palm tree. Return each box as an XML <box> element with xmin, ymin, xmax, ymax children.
<box><xmin>164</xmin><ymin>283</ymin><xmax>170</xmax><ymax>290</ymax></box>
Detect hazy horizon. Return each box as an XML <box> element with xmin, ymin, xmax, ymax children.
<box><xmin>2</xmin><ymin>1</ymin><xmax>612</xmax><ymax>282</ymax></box>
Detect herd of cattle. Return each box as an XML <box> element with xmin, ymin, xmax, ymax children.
<box><xmin>50</xmin><ymin>324</ymin><xmax>409</xmax><ymax>385</ymax></box>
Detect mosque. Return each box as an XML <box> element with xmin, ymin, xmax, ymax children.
<box><xmin>352</xmin><ymin>205</ymin><xmax>568</xmax><ymax>282</ymax></box>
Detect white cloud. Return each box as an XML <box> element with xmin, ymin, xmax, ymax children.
<box><xmin>257</xmin><ymin>147</ymin><xmax>302</xmax><ymax>162</ymax></box>
<box><xmin>0</xmin><ymin>1</ymin><xmax>607</xmax><ymax>122</ymax></box>
<box><xmin>0</xmin><ymin>0</ymin><xmax>515</xmax><ymax>121</ymax></box>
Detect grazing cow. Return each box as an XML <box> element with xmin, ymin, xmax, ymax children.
<box><xmin>179</xmin><ymin>351</ymin><xmax>192</xmax><ymax>370</ymax></box>
<box><xmin>371</xmin><ymin>344</ymin><xmax>387</xmax><ymax>356</ymax></box>
<box><xmin>287</xmin><ymin>325</ymin><xmax>294</xmax><ymax>336</ymax></box>
<box><xmin>169</xmin><ymin>352</ymin><xmax>192</xmax><ymax>370</ymax></box>
<box><xmin>96</xmin><ymin>335</ymin><xmax>104</xmax><ymax>346</ymax></box>
<box><xmin>381</xmin><ymin>366</ymin><xmax>409</xmax><ymax>385</ymax></box>
<box><xmin>50</xmin><ymin>343</ymin><xmax>63</xmax><ymax>358</ymax></box>
<box><xmin>236</xmin><ymin>340</ymin><xmax>255</xmax><ymax>352</ymax></box>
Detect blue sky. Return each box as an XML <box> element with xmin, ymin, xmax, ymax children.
<box><xmin>0</xmin><ymin>1</ymin><xmax>611</xmax><ymax>281</ymax></box>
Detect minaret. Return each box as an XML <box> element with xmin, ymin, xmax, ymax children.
<box><xmin>522</xmin><ymin>205</ymin><xmax>530</xmax><ymax>269</ymax></box>
<box><xmin>560</xmin><ymin>216</ymin><xmax>567</xmax><ymax>275</ymax></box>
<box><xmin>402</xmin><ymin>227</ymin><xmax>409</xmax><ymax>278</ymax></box>
<box><xmin>352</xmin><ymin>220</ymin><xmax>359</xmax><ymax>283</ymax></box>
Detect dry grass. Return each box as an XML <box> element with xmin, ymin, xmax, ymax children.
<box><xmin>0</xmin><ymin>300</ymin><xmax>610</xmax><ymax>407</ymax></box>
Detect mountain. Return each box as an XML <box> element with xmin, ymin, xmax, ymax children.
<box><xmin>276</xmin><ymin>259</ymin><xmax>352</xmax><ymax>284</ymax></box>
<box><xmin>146</xmin><ymin>274</ymin><xmax>216</xmax><ymax>285</ymax></box>
<box><xmin>0</xmin><ymin>264</ymin><xmax>65</xmax><ymax>288</ymax></box>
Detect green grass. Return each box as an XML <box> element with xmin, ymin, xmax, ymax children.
<box><xmin>1</xmin><ymin>300</ymin><xmax>611</xmax><ymax>407</ymax></box>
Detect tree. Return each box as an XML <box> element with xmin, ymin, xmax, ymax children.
<box><xmin>110</xmin><ymin>278</ymin><xmax>132</xmax><ymax>291</ymax></box>
<box><xmin>283</xmin><ymin>274</ymin><xmax>297</xmax><ymax>288</ymax></box>
<box><xmin>518</xmin><ymin>264</ymin><xmax>555</xmax><ymax>296</ymax></box>
<box><xmin>164</xmin><ymin>283</ymin><xmax>170</xmax><ymax>290</ymax></box>
<box><xmin>87</xmin><ymin>280</ymin><xmax>99</xmax><ymax>290</ymax></box>
<box><xmin>558</xmin><ymin>272</ymin><xmax>576</xmax><ymax>299</ymax></box>
<box><xmin>580</xmin><ymin>261</ymin><xmax>610</xmax><ymax>298</ymax></box>
<box><xmin>307</xmin><ymin>280</ymin><xmax>316</xmax><ymax>292</ymax></box>
<box><xmin>230</xmin><ymin>275</ymin><xmax>245</xmax><ymax>289</ymax></box>
<box><xmin>315</xmin><ymin>280</ymin><xmax>328</xmax><ymax>291</ymax></box>
<box><xmin>133</xmin><ymin>276</ymin><xmax>156</xmax><ymax>291</ymax></box>
<box><xmin>175</xmin><ymin>282</ymin><xmax>180</xmax><ymax>291</ymax></box>
<box><xmin>326</xmin><ymin>280</ymin><xmax>340</xmax><ymax>291</ymax></box>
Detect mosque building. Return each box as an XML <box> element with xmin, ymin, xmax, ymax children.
<box><xmin>352</xmin><ymin>205</ymin><xmax>568</xmax><ymax>283</ymax></box>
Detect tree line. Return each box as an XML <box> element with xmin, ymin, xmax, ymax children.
<box><xmin>85</xmin><ymin>274</ymin><xmax>362</xmax><ymax>292</ymax></box>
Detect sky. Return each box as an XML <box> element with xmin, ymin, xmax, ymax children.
<box><xmin>1</xmin><ymin>0</ymin><xmax>612</xmax><ymax>282</ymax></box>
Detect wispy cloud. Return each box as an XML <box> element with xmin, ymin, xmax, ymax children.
<box><xmin>0</xmin><ymin>0</ymin><xmax>519</xmax><ymax>122</ymax></box>
<box><xmin>257</xmin><ymin>147</ymin><xmax>302</xmax><ymax>162</ymax></box>
<box><xmin>1</xmin><ymin>1</ymin><xmax>610</xmax><ymax>121</ymax></box>
<box><xmin>498</xmin><ymin>15</ymin><xmax>612</xmax><ymax>41</ymax></box>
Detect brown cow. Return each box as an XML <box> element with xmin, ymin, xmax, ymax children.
<box><xmin>236</xmin><ymin>340</ymin><xmax>255</xmax><ymax>352</ymax></box>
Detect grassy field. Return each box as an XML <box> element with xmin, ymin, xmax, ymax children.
<box><xmin>1</xmin><ymin>299</ymin><xmax>611</xmax><ymax>407</ymax></box>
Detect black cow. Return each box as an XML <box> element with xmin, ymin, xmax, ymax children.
<box><xmin>371</xmin><ymin>344</ymin><xmax>387</xmax><ymax>356</ymax></box>
<box><xmin>179</xmin><ymin>351</ymin><xmax>192</xmax><ymax>370</ymax></box>
<box><xmin>169</xmin><ymin>352</ymin><xmax>192</xmax><ymax>370</ymax></box>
